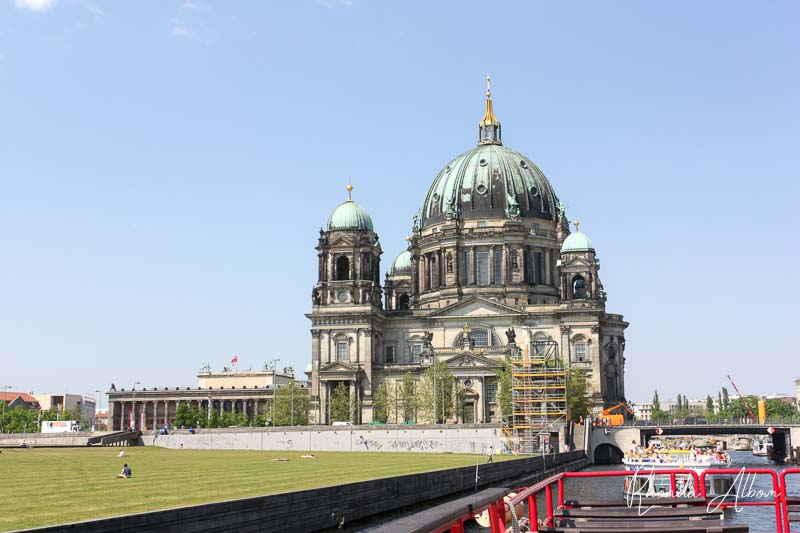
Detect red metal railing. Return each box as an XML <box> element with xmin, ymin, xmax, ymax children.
<box><xmin>780</xmin><ymin>467</ymin><xmax>800</xmax><ymax>533</ymax></box>
<box><xmin>506</xmin><ymin>469</ymin><xmax>700</xmax><ymax>532</ymax></box>
<box><xmin>428</xmin><ymin>497</ymin><xmax>506</xmax><ymax>533</ymax></box>
<box><xmin>699</xmin><ymin>468</ymin><xmax>783</xmax><ymax>533</ymax></box>
<box><xmin>493</xmin><ymin>468</ymin><xmax>791</xmax><ymax>533</ymax></box>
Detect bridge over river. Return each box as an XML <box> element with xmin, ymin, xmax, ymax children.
<box><xmin>581</xmin><ymin>422</ymin><xmax>800</xmax><ymax>463</ymax></box>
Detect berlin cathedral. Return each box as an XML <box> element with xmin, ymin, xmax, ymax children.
<box><xmin>307</xmin><ymin>80</ymin><xmax>628</xmax><ymax>425</ymax></box>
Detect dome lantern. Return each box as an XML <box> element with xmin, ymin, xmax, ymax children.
<box><xmin>478</xmin><ymin>75</ymin><xmax>502</xmax><ymax>145</ymax></box>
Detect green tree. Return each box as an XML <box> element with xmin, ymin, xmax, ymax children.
<box><xmin>373</xmin><ymin>384</ymin><xmax>389</xmax><ymax>423</ymax></box>
<box><xmin>652</xmin><ymin>390</ymin><xmax>661</xmax><ymax>412</ymax></box>
<box><xmin>1</xmin><ymin>404</ymin><xmax>38</xmax><ymax>433</ymax></box>
<box><xmin>727</xmin><ymin>396</ymin><xmax>759</xmax><ymax>421</ymax></box>
<box><xmin>765</xmin><ymin>399</ymin><xmax>797</xmax><ymax>420</ymax></box>
<box><xmin>420</xmin><ymin>359</ymin><xmax>455</xmax><ymax>423</ymax></box>
<box><xmin>706</xmin><ymin>395</ymin><xmax>714</xmax><ymax>415</ymax></box>
<box><xmin>566</xmin><ymin>367</ymin><xmax>590</xmax><ymax>421</ymax></box>
<box><xmin>209</xmin><ymin>408</ymin><xmax>220</xmax><ymax>428</ymax></box>
<box><xmin>330</xmin><ymin>383</ymin><xmax>351</xmax><ymax>423</ymax></box>
<box><xmin>401</xmin><ymin>372</ymin><xmax>417</xmax><ymax>423</ymax></box>
<box><xmin>498</xmin><ymin>358</ymin><xmax>513</xmax><ymax>420</ymax></box>
<box><xmin>173</xmin><ymin>402</ymin><xmax>191</xmax><ymax>428</ymax></box>
<box><xmin>722</xmin><ymin>387</ymin><xmax>730</xmax><ymax>411</ymax></box>
<box><xmin>273</xmin><ymin>381</ymin><xmax>309</xmax><ymax>426</ymax></box>
<box><xmin>651</xmin><ymin>390</ymin><xmax>669</xmax><ymax>422</ymax></box>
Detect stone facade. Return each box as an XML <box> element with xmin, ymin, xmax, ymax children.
<box><xmin>308</xmin><ymin>85</ymin><xmax>629</xmax><ymax>425</ymax></box>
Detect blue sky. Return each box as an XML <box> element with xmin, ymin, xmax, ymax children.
<box><xmin>1</xmin><ymin>1</ymin><xmax>798</xmax><ymax>404</ymax></box>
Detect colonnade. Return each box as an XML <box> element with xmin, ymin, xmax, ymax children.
<box><xmin>110</xmin><ymin>397</ymin><xmax>274</xmax><ymax>431</ymax></box>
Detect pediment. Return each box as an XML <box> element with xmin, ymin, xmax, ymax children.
<box><xmin>562</xmin><ymin>257</ymin><xmax>592</xmax><ymax>268</ymax></box>
<box><xmin>318</xmin><ymin>361</ymin><xmax>359</xmax><ymax>373</ymax></box>
<box><xmin>428</xmin><ymin>296</ymin><xmax>525</xmax><ymax>318</ymax></box>
<box><xmin>444</xmin><ymin>352</ymin><xmax>503</xmax><ymax>369</ymax></box>
<box><xmin>328</xmin><ymin>235</ymin><xmax>356</xmax><ymax>247</ymax></box>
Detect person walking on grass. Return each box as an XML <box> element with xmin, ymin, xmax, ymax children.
<box><xmin>486</xmin><ymin>445</ymin><xmax>495</xmax><ymax>463</ymax></box>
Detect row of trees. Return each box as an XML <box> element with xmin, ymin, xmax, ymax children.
<box><xmin>171</xmin><ymin>381</ymin><xmax>310</xmax><ymax>428</ymax></box>
<box><xmin>0</xmin><ymin>403</ymin><xmax>87</xmax><ymax>434</ymax></box>
<box><xmin>651</xmin><ymin>388</ymin><xmax>798</xmax><ymax>422</ymax></box>
<box><xmin>364</xmin><ymin>357</ymin><xmax>592</xmax><ymax>425</ymax></box>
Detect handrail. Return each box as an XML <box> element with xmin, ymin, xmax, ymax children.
<box><xmin>779</xmin><ymin>467</ymin><xmax>800</xmax><ymax>533</ymax></box>
<box><xmin>699</xmin><ymin>468</ymin><xmax>783</xmax><ymax>533</ymax></box>
<box><xmin>508</xmin><ymin>469</ymin><xmax>701</xmax><ymax>532</ymax></box>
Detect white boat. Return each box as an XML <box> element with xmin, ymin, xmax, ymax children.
<box><xmin>752</xmin><ymin>436</ymin><xmax>773</xmax><ymax>458</ymax></box>
<box><xmin>733</xmin><ymin>437</ymin><xmax>751</xmax><ymax>451</ymax></box>
<box><xmin>623</xmin><ymin>446</ymin><xmax>734</xmax><ymax>497</ymax></box>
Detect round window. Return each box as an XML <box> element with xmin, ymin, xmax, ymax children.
<box><xmin>445</xmin><ymin>165</ymin><xmax>451</xmax><ymax>173</ymax></box>
<box><xmin>479</xmin><ymin>158</ymin><xmax>488</xmax><ymax>167</ymax></box>
<box><xmin>520</xmin><ymin>160</ymin><xmax>528</xmax><ymax>168</ymax></box>
<box><xmin>432</xmin><ymin>193</ymin><xmax>440</xmax><ymax>202</ymax></box>
<box><xmin>464</xmin><ymin>378</ymin><xmax>473</xmax><ymax>388</ymax></box>
<box><xmin>529</xmin><ymin>185</ymin><xmax>539</xmax><ymax>197</ymax></box>
<box><xmin>476</xmin><ymin>184</ymin><xmax>488</xmax><ymax>194</ymax></box>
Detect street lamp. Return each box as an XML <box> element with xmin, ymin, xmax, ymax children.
<box><xmin>270</xmin><ymin>358</ymin><xmax>280</xmax><ymax>426</ymax></box>
<box><xmin>1</xmin><ymin>385</ymin><xmax>14</xmax><ymax>434</ymax></box>
<box><xmin>95</xmin><ymin>389</ymin><xmax>102</xmax><ymax>431</ymax></box>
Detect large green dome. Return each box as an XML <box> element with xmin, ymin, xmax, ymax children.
<box><xmin>390</xmin><ymin>250</ymin><xmax>412</xmax><ymax>275</ymax></box>
<box><xmin>561</xmin><ymin>231</ymin><xmax>594</xmax><ymax>253</ymax></box>
<box><xmin>327</xmin><ymin>200</ymin><xmax>374</xmax><ymax>231</ymax></box>
<box><xmin>421</xmin><ymin>143</ymin><xmax>561</xmax><ymax>227</ymax></box>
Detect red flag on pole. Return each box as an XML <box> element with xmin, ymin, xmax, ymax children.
<box><xmin>231</xmin><ymin>355</ymin><xmax>238</xmax><ymax>365</ymax></box>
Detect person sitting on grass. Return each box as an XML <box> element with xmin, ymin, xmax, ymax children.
<box><xmin>116</xmin><ymin>464</ymin><xmax>132</xmax><ymax>478</ymax></box>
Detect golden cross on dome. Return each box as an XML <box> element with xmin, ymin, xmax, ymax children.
<box><xmin>486</xmin><ymin>75</ymin><xmax>491</xmax><ymax>98</ymax></box>
<box><xmin>346</xmin><ymin>181</ymin><xmax>353</xmax><ymax>201</ymax></box>
<box><xmin>574</xmin><ymin>219</ymin><xmax>581</xmax><ymax>232</ymax></box>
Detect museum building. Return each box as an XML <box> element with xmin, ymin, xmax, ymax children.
<box><xmin>308</xmin><ymin>81</ymin><xmax>629</xmax><ymax>425</ymax></box>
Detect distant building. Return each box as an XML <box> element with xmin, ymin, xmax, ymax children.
<box><xmin>106</xmin><ymin>367</ymin><xmax>305</xmax><ymax>431</ymax></box>
<box><xmin>796</xmin><ymin>379</ymin><xmax>800</xmax><ymax>409</ymax></box>
<box><xmin>34</xmin><ymin>393</ymin><xmax>95</xmax><ymax>423</ymax></box>
<box><xmin>0</xmin><ymin>391</ymin><xmax>41</xmax><ymax>410</ymax></box>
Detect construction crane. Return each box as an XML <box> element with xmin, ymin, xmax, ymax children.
<box><xmin>601</xmin><ymin>402</ymin><xmax>634</xmax><ymax>426</ymax></box>
<box><xmin>726</xmin><ymin>374</ymin><xmax>757</xmax><ymax>423</ymax></box>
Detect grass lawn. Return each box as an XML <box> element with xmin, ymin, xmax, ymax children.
<box><xmin>0</xmin><ymin>447</ymin><xmax>512</xmax><ymax>531</ymax></box>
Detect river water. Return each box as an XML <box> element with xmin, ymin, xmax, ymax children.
<box><xmin>466</xmin><ymin>451</ymin><xmax>799</xmax><ymax>532</ymax></box>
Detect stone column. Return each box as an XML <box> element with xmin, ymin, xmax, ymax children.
<box><xmin>489</xmin><ymin>245</ymin><xmax>495</xmax><ymax>284</ymax></box>
<box><xmin>545</xmin><ymin>249</ymin><xmax>552</xmax><ymax>287</ymax></box>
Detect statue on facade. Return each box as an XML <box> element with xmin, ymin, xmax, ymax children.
<box><xmin>412</xmin><ymin>209</ymin><xmax>420</xmax><ymax>232</ymax></box>
<box><xmin>446</xmin><ymin>253</ymin><xmax>453</xmax><ymax>273</ymax></box>
<box><xmin>199</xmin><ymin>362</ymin><xmax>211</xmax><ymax>372</ymax></box>
<box><xmin>422</xmin><ymin>331</ymin><xmax>434</xmax><ymax>349</ymax></box>
<box><xmin>311</xmin><ymin>287</ymin><xmax>321</xmax><ymax>305</ymax></box>
<box><xmin>505</xmin><ymin>192</ymin><xmax>521</xmax><ymax>220</ymax></box>
<box><xmin>505</xmin><ymin>327</ymin><xmax>517</xmax><ymax>345</ymax></box>
<box><xmin>556</xmin><ymin>200</ymin><xmax>567</xmax><ymax>223</ymax></box>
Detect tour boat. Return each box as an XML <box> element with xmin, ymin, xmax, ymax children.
<box><xmin>752</xmin><ymin>436</ymin><xmax>773</xmax><ymax>458</ymax></box>
<box><xmin>623</xmin><ymin>446</ymin><xmax>735</xmax><ymax>497</ymax></box>
<box><xmin>732</xmin><ymin>437</ymin><xmax>752</xmax><ymax>451</ymax></box>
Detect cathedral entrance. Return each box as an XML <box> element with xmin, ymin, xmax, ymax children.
<box><xmin>463</xmin><ymin>401</ymin><xmax>475</xmax><ymax>424</ymax></box>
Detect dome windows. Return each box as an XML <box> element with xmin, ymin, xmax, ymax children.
<box><xmin>519</xmin><ymin>159</ymin><xmax>528</xmax><ymax>168</ymax></box>
<box><xmin>529</xmin><ymin>185</ymin><xmax>539</xmax><ymax>197</ymax></box>
<box><xmin>479</xmin><ymin>158</ymin><xmax>488</xmax><ymax>167</ymax></box>
<box><xmin>476</xmin><ymin>184</ymin><xmax>488</xmax><ymax>195</ymax></box>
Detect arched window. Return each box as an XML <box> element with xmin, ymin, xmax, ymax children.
<box><xmin>336</xmin><ymin>256</ymin><xmax>350</xmax><ymax>281</ymax></box>
<box><xmin>397</xmin><ymin>293</ymin><xmax>410</xmax><ymax>310</ymax></box>
<box><xmin>470</xmin><ymin>328</ymin><xmax>489</xmax><ymax>347</ymax></box>
<box><xmin>573</xmin><ymin>336</ymin><xmax>588</xmax><ymax>362</ymax></box>
<box><xmin>336</xmin><ymin>340</ymin><xmax>349</xmax><ymax>361</ymax></box>
<box><xmin>532</xmin><ymin>333</ymin><xmax>548</xmax><ymax>355</ymax></box>
<box><xmin>572</xmin><ymin>275</ymin><xmax>586</xmax><ymax>299</ymax></box>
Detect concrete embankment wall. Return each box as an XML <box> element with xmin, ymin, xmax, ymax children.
<box><xmin>25</xmin><ymin>450</ymin><xmax>588</xmax><ymax>533</ymax></box>
<box><xmin>152</xmin><ymin>424</ymin><xmax>505</xmax><ymax>454</ymax></box>
<box><xmin>0</xmin><ymin>432</ymin><xmax>95</xmax><ymax>447</ymax></box>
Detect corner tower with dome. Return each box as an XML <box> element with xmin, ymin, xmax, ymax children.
<box><xmin>307</xmin><ymin>80</ymin><xmax>628</xmax><ymax>426</ymax></box>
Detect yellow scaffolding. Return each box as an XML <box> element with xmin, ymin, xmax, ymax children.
<box><xmin>504</xmin><ymin>340</ymin><xmax>566</xmax><ymax>454</ymax></box>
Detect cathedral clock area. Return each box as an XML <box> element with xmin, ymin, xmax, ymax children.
<box><xmin>307</xmin><ymin>78</ymin><xmax>628</xmax><ymax>426</ymax></box>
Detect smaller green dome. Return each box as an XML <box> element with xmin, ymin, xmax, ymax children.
<box><xmin>390</xmin><ymin>250</ymin><xmax>412</xmax><ymax>275</ymax></box>
<box><xmin>327</xmin><ymin>200</ymin><xmax>374</xmax><ymax>231</ymax></box>
<box><xmin>305</xmin><ymin>363</ymin><xmax>312</xmax><ymax>373</ymax></box>
<box><xmin>561</xmin><ymin>231</ymin><xmax>594</xmax><ymax>253</ymax></box>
